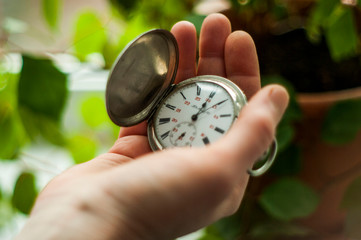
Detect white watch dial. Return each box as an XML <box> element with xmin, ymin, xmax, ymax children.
<box><xmin>153</xmin><ymin>81</ymin><xmax>237</xmax><ymax>148</ymax></box>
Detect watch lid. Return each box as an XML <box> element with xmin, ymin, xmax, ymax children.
<box><xmin>106</xmin><ymin>29</ymin><xmax>178</xmax><ymax>127</ymax></box>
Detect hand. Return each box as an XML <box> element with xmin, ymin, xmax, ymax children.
<box><xmin>16</xmin><ymin>14</ymin><xmax>289</xmax><ymax>240</ymax></box>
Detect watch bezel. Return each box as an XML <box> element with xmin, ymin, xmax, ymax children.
<box><xmin>147</xmin><ymin>75</ymin><xmax>247</xmax><ymax>151</ymax></box>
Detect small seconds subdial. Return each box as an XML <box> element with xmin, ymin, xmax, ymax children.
<box><xmin>169</xmin><ymin>122</ymin><xmax>197</xmax><ymax>147</ymax></box>
<box><xmin>154</xmin><ymin>80</ymin><xmax>236</xmax><ymax>149</ymax></box>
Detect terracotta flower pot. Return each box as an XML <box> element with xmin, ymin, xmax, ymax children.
<box><xmin>295</xmin><ymin>86</ymin><xmax>361</xmax><ymax>239</ymax></box>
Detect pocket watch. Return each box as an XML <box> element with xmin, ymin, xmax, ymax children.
<box><xmin>105</xmin><ymin>29</ymin><xmax>277</xmax><ymax>177</ymax></box>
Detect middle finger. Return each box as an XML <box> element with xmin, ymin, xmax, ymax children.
<box><xmin>197</xmin><ymin>13</ymin><xmax>231</xmax><ymax>77</ymax></box>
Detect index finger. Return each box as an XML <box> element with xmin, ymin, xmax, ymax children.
<box><xmin>171</xmin><ymin>21</ymin><xmax>197</xmax><ymax>84</ymax></box>
<box><xmin>197</xmin><ymin>13</ymin><xmax>231</xmax><ymax>77</ymax></box>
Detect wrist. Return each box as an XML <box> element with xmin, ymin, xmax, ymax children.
<box><xmin>15</xmin><ymin>185</ymin><xmax>136</xmax><ymax>240</ymax></box>
<box><xmin>15</xmin><ymin>180</ymin><xmax>153</xmax><ymax>240</ymax></box>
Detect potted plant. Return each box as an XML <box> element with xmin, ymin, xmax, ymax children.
<box><xmin>199</xmin><ymin>0</ymin><xmax>361</xmax><ymax>239</ymax></box>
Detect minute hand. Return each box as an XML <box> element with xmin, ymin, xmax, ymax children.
<box><xmin>203</xmin><ymin>99</ymin><xmax>228</xmax><ymax>112</ymax></box>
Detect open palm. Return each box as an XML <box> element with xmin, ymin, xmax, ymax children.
<box><xmin>17</xmin><ymin>14</ymin><xmax>289</xmax><ymax>240</ymax></box>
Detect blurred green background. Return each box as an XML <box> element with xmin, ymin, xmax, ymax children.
<box><xmin>1</xmin><ymin>0</ymin><xmax>361</xmax><ymax>239</ymax></box>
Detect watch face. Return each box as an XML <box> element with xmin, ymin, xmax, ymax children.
<box><xmin>151</xmin><ymin>78</ymin><xmax>242</xmax><ymax>149</ymax></box>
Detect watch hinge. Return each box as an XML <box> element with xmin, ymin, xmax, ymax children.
<box><xmin>148</xmin><ymin>84</ymin><xmax>176</xmax><ymax>120</ymax></box>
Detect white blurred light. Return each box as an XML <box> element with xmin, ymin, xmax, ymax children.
<box><xmin>341</xmin><ymin>0</ymin><xmax>358</xmax><ymax>6</ymax></box>
<box><xmin>194</xmin><ymin>0</ymin><xmax>231</xmax><ymax>15</ymax></box>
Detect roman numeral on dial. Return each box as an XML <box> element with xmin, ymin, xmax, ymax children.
<box><xmin>196</xmin><ymin>85</ymin><xmax>201</xmax><ymax>96</ymax></box>
<box><xmin>166</xmin><ymin>104</ymin><xmax>176</xmax><ymax>110</ymax></box>
<box><xmin>215</xmin><ymin>127</ymin><xmax>225</xmax><ymax>134</ymax></box>
<box><xmin>202</xmin><ymin>137</ymin><xmax>210</xmax><ymax>145</ymax></box>
<box><xmin>161</xmin><ymin>131</ymin><xmax>170</xmax><ymax>140</ymax></box>
<box><xmin>180</xmin><ymin>92</ymin><xmax>186</xmax><ymax>100</ymax></box>
<box><xmin>159</xmin><ymin>118</ymin><xmax>170</xmax><ymax>125</ymax></box>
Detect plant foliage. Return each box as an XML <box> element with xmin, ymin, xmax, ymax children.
<box><xmin>1</xmin><ymin>0</ymin><xmax>361</xmax><ymax>239</ymax></box>
<box><xmin>308</xmin><ymin>0</ymin><xmax>359</xmax><ymax>61</ymax></box>
<box><xmin>18</xmin><ymin>55</ymin><xmax>67</xmax><ymax>145</ymax></box>
<box><xmin>73</xmin><ymin>11</ymin><xmax>107</xmax><ymax>61</ymax></box>
<box><xmin>42</xmin><ymin>0</ymin><xmax>62</xmax><ymax>30</ymax></box>
<box><xmin>11</xmin><ymin>172</ymin><xmax>38</xmax><ymax>215</ymax></box>
<box><xmin>0</xmin><ymin>73</ymin><xmax>26</xmax><ymax>159</ymax></box>
<box><xmin>259</xmin><ymin>178</ymin><xmax>320</xmax><ymax>221</ymax></box>
<box><xmin>322</xmin><ymin>99</ymin><xmax>361</xmax><ymax>144</ymax></box>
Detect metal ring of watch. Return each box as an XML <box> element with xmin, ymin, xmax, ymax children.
<box><xmin>247</xmin><ymin>139</ymin><xmax>278</xmax><ymax>177</ymax></box>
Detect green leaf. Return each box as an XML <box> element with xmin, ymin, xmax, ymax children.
<box><xmin>322</xmin><ymin>99</ymin><xmax>361</xmax><ymax>144</ymax></box>
<box><xmin>185</xmin><ymin>14</ymin><xmax>206</xmax><ymax>35</ymax></box>
<box><xmin>306</xmin><ymin>0</ymin><xmax>339</xmax><ymax>41</ymax></box>
<box><xmin>11</xmin><ymin>172</ymin><xmax>38</xmax><ymax>215</ymax></box>
<box><xmin>18</xmin><ymin>107</ymin><xmax>65</xmax><ymax>145</ymax></box>
<box><xmin>0</xmin><ymin>198</ymin><xmax>14</xmax><ymax>228</ymax></box>
<box><xmin>270</xmin><ymin>144</ymin><xmax>302</xmax><ymax>176</ymax></box>
<box><xmin>117</xmin><ymin>14</ymin><xmax>151</xmax><ymax>52</ymax></box>
<box><xmin>18</xmin><ymin>55</ymin><xmax>67</xmax><ymax>122</ymax></box>
<box><xmin>73</xmin><ymin>11</ymin><xmax>107</xmax><ymax>61</ymax></box>
<box><xmin>249</xmin><ymin>222</ymin><xmax>311</xmax><ymax>239</ymax></box>
<box><xmin>130</xmin><ymin>0</ymin><xmax>187</xmax><ymax>30</ymax></box>
<box><xmin>81</xmin><ymin>96</ymin><xmax>108</xmax><ymax>128</ymax></box>
<box><xmin>0</xmin><ymin>68</ymin><xmax>19</xmax><ymax>105</ymax></box>
<box><xmin>307</xmin><ymin>0</ymin><xmax>360</xmax><ymax>60</ymax></box>
<box><xmin>276</xmin><ymin>121</ymin><xmax>294</xmax><ymax>152</ymax></box>
<box><xmin>325</xmin><ymin>6</ymin><xmax>359</xmax><ymax>61</ymax></box>
<box><xmin>309</xmin><ymin>0</ymin><xmax>339</xmax><ymax>27</ymax></box>
<box><xmin>0</xmin><ymin>108</ymin><xmax>25</xmax><ymax>159</ymax></box>
<box><xmin>67</xmin><ymin>135</ymin><xmax>97</xmax><ymax>164</ymax></box>
<box><xmin>197</xmin><ymin>232</ymin><xmax>224</xmax><ymax>240</ymax></box>
<box><xmin>0</xmin><ymin>74</ymin><xmax>26</xmax><ymax>159</ymax></box>
<box><xmin>17</xmin><ymin>55</ymin><xmax>67</xmax><ymax>145</ymax></box>
<box><xmin>0</xmin><ymin>56</ymin><xmax>10</xmax><ymax>90</ymax></box>
<box><xmin>204</xmin><ymin>210</ymin><xmax>243</xmax><ymax>240</ymax></box>
<box><xmin>259</xmin><ymin>178</ymin><xmax>319</xmax><ymax>221</ymax></box>
<box><xmin>110</xmin><ymin>0</ymin><xmax>139</xmax><ymax>12</ymax></box>
<box><xmin>103</xmin><ymin>39</ymin><xmax>122</xmax><ymax>69</ymax></box>
<box><xmin>42</xmin><ymin>0</ymin><xmax>61</xmax><ymax>30</ymax></box>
